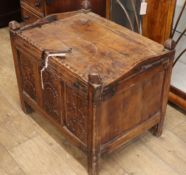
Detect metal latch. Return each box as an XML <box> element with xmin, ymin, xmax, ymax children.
<box><xmin>40</xmin><ymin>48</ymin><xmax>72</xmax><ymax>89</ymax></box>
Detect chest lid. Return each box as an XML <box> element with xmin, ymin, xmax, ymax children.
<box><xmin>14</xmin><ymin>11</ymin><xmax>169</xmax><ymax>86</ymax></box>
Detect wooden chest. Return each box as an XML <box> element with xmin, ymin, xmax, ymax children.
<box><xmin>9</xmin><ymin>10</ymin><xmax>174</xmax><ymax>175</ymax></box>
<box><xmin>20</xmin><ymin>0</ymin><xmax>106</xmax><ymax>24</ymax></box>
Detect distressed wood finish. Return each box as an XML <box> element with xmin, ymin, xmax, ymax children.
<box><xmin>20</xmin><ymin>0</ymin><xmax>106</xmax><ymax>24</ymax></box>
<box><xmin>9</xmin><ymin>11</ymin><xmax>175</xmax><ymax>175</ymax></box>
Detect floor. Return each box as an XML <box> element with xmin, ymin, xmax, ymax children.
<box><xmin>171</xmin><ymin>1</ymin><xmax>186</xmax><ymax>92</ymax></box>
<box><xmin>0</xmin><ymin>27</ymin><xmax>186</xmax><ymax>175</ymax></box>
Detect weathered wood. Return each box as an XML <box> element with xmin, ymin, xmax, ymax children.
<box><xmin>9</xmin><ymin>11</ymin><xmax>174</xmax><ymax>175</ymax></box>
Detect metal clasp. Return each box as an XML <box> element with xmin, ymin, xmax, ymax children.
<box><xmin>40</xmin><ymin>48</ymin><xmax>72</xmax><ymax>89</ymax></box>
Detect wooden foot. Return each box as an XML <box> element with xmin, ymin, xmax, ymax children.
<box><xmin>21</xmin><ymin>101</ymin><xmax>33</xmax><ymax>114</ymax></box>
<box><xmin>88</xmin><ymin>153</ymin><xmax>100</xmax><ymax>175</ymax></box>
<box><xmin>151</xmin><ymin>123</ymin><xmax>163</xmax><ymax>137</ymax></box>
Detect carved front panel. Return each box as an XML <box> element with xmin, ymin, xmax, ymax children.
<box><xmin>65</xmin><ymin>85</ymin><xmax>88</xmax><ymax>143</ymax></box>
<box><xmin>19</xmin><ymin>53</ymin><xmax>36</xmax><ymax>100</ymax></box>
<box><xmin>42</xmin><ymin>70</ymin><xmax>62</xmax><ymax>124</ymax></box>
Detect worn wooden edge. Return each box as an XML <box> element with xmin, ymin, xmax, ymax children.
<box><xmin>13</xmin><ymin>10</ymin><xmax>87</xmax><ymax>33</ymax></box>
<box><xmin>104</xmin><ymin>51</ymin><xmax>174</xmax><ymax>91</ymax></box>
<box><xmin>49</xmin><ymin>59</ymin><xmax>88</xmax><ymax>88</ymax></box>
<box><xmin>169</xmin><ymin>86</ymin><xmax>186</xmax><ymax>112</ymax></box>
<box><xmin>153</xmin><ymin>55</ymin><xmax>173</xmax><ymax>137</ymax></box>
<box><xmin>101</xmin><ymin>112</ymin><xmax>161</xmax><ymax>154</ymax></box>
<box><xmin>87</xmin><ymin>73</ymin><xmax>103</xmax><ymax>175</ymax></box>
<box><xmin>24</xmin><ymin>9</ymin><xmax>92</xmax><ymax>31</ymax></box>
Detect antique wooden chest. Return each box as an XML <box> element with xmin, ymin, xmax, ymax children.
<box><xmin>9</xmin><ymin>10</ymin><xmax>174</xmax><ymax>175</ymax></box>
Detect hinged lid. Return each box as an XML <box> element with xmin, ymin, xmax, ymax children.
<box><xmin>14</xmin><ymin>11</ymin><xmax>170</xmax><ymax>86</ymax></box>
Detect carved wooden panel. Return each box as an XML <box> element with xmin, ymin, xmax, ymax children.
<box><xmin>42</xmin><ymin>70</ymin><xmax>62</xmax><ymax>124</ymax></box>
<box><xmin>65</xmin><ymin>85</ymin><xmax>88</xmax><ymax>143</ymax></box>
<box><xmin>19</xmin><ymin>53</ymin><xmax>36</xmax><ymax>100</ymax></box>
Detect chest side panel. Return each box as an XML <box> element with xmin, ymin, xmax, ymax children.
<box><xmin>100</xmin><ymin>58</ymin><xmax>169</xmax><ymax>145</ymax></box>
